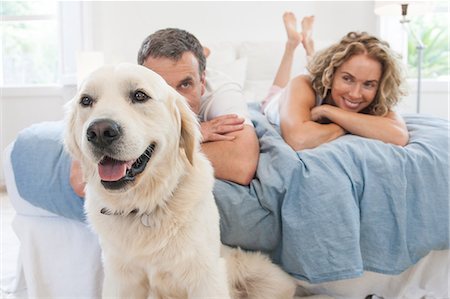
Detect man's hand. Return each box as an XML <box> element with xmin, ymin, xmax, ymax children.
<box><xmin>201</xmin><ymin>124</ymin><xmax>259</xmax><ymax>185</ymax></box>
<box><xmin>70</xmin><ymin>160</ymin><xmax>86</xmax><ymax>198</ymax></box>
<box><xmin>200</xmin><ymin>114</ymin><xmax>245</xmax><ymax>142</ymax></box>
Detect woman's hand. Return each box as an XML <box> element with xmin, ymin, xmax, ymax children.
<box><xmin>311</xmin><ymin>105</ymin><xmax>325</xmax><ymax>122</ymax></box>
<box><xmin>312</xmin><ymin>104</ymin><xmax>409</xmax><ymax>146</ymax></box>
<box><xmin>311</xmin><ymin>104</ymin><xmax>336</xmax><ymax>123</ymax></box>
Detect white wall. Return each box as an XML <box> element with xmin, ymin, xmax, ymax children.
<box><xmin>2</xmin><ymin>1</ymin><xmax>448</xmax><ymax>185</ymax></box>
<box><xmin>399</xmin><ymin>80</ymin><xmax>449</xmax><ymax>118</ymax></box>
<box><xmin>1</xmin><ymin>1</ymin><xmax>379</xmax><ymax>184</ymax></box>
<box><xmin>1</xmin><ymin>86</ymin><xmax>75</xmax><ymax>185</ymax></box>
<box><xmin>86</xmin><ymin>1</ymin><xmax>376</xmax><ymax>64</ymax></box>
<box><xmin>8</xmin><ymin>1</ymin><xmax>449</xmax><ymax>186</ymax></box>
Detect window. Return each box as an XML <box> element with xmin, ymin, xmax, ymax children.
<box><xmin>377</xmin><ymin>1</ymin><xmax>449</xmax><ymax>80</ymax></box>
<box><xmin>407</xmin><ymin>3</ymin><xmax>449</xmax><ymax>79</ymax></box>
<box><xmin>1</xmin><ymin>1</ymin><xmax>59</xmax><ymax>86</ymax></box>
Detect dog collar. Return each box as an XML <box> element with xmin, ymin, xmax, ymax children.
<box><xmin>100</xmin><ymin>208</ymin><xmax>152</xmax><ymax>227</ymax></box>
<box><xmin>100</xmin><ymin>207</ymin><xmax>139</xmax><ymax>216</ymax></box>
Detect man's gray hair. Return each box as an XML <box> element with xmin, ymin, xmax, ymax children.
<box><xmin>137</xmin><ymin>28</ymin><xmax>206</xmax><ymax>74</ymax></box>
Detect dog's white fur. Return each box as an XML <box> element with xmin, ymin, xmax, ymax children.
<box><xmin>64</xmin><ymin>63</ymin><xmax>296</xmax><ymax>298</ymax></box>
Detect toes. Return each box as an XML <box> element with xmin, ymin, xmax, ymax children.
<box><xmin>283</xmin><ymin>11</ymin><xmax>297</xmax><ymax>24</ymax></box>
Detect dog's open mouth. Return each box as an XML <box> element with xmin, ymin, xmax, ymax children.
<box><xmin>99</xmin><ymin>143</ymin><xmax>156</xmax><ymax>190</ymax></box>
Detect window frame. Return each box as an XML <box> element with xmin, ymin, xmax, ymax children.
<box><xmin>0</xmin><ymin>1</ymin><xmax>85</xmax><ymax>94</ymax></box>
<box><xmin>377</xmin><ymin>8</ymin><xmax>448</xmax><ymax>115</ymax></box>
<box><xmin>377</xmin><ymin>3</ymin><xmax>449</xmax><ymax>80</ymax></box>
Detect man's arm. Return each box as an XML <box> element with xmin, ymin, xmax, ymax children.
<box><xmin>200</xmin><ymin>73</ymin><xmax>260</xmax><ymax>185</ymax></box>
<box><xmin>201</xmin><ymin>124</ymin><xmax>259</xmax><ymax>185</ymax></box>
<box><xmin>70</xmin><ymin>159</ymin><xmax>86</xmax><ymax>197</ymax></box>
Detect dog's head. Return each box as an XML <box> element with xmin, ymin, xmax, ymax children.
<box><xmin>64</xmin><ymin>63</ymin><xmax>200</xmax><ymax>194</ymax></box>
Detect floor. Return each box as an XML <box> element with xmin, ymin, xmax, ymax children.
<box><xmin>0</xmin><ymin>188</ymin><xmax>333</xmax><ymax>299</ymax></box>
<box><xmin>0</xmin><ymin>188</ymin><xmax>21</xmax><ymax>298</ymax></box>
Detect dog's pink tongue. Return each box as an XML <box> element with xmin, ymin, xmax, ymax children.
<box><xmin>98</xmin><ymin>158</ymin><xmax>132</xmax><ymax>181</ymax></box>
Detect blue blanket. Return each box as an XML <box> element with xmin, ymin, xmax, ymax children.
<box><xmin>215</xmin><ymin>104</ymin><xmax>449</xmax><ymax>282</ymax></box>
<box><xmin>11</xmin><ymin>105</ymin><xmax>450</xmax><ymax>283</ymax></box>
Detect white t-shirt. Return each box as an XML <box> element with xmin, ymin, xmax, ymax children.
<box><xmin>198</xmin><ymin>69</ymin><xmax>253</xmax><ymax>126</ymax></box>
<box><xmin>263</xmin><ymin>89</ymin><xmax>284</xmax><ymax>126</ymax></box>
<box><xmin>263</xmin><ymin>87</ymin><xmax>324</xmax><ymax>126</ymax></box>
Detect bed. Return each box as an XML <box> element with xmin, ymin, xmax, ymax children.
<box><xmin>2</xmin><ymin>41</ymin><xmax>449</xmax><ymax>298</ymax></box>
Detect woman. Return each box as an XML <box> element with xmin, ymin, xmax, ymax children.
<box><xmin>262</xmin><ymin>12</ymin><xmax>409</xmax><ymax>150</ymax></box>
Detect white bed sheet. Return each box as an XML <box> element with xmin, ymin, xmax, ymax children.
<box><xmin>3</xmin><ymin>142</ymin><xmax>449</xmax><ymax>299</ymax></box>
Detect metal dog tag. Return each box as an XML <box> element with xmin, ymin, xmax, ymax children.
<box><xmin>140</xmin><ymin>213</ymin><xmax>152</xmax><ymax>227</ymax></box>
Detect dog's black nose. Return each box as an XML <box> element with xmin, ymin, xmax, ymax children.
<box><xmin>86</xmin><ymin>119</ymin><xmax>121</xmax><ymax>147</ymax></box>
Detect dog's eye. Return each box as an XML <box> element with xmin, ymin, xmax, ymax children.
<box><xmin>132</xmin><ymin>90</ymin><xmax>150</xmax><ymax>103</ymax></box>
<box><xmin>80</xmin><ymin>96</ymin><xmax>94</xmax><ymax>107</ymax></box>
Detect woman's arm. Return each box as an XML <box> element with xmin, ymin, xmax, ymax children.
<box><xmin>279</xmin><ymin>75</ymin><xmax>346</xmax><ymax>151</ymax></box>
<box><xmin>311</xmin><ymin>104</ymin><xmax>409</xmax><ymax>146</ymax></box>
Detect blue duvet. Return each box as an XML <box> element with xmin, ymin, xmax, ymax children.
<box><xmin>215</xmin><ymin>104</ymin><xmax>449</xmax><ymax>282</ymax></box>
<box><xmin>11</xmin><ymin>104</ymin><xmax>450</xmax><ymax>283</ymax></box>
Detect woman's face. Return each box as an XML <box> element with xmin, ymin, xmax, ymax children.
<box><xmin>330</xmin><ymin>54</ymin><xmax>382</xmax><ymax>113</ymax></box>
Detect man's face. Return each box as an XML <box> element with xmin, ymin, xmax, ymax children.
<box><xmin>143</xmin><ymin>52</ymin><xmax>206</xmax><ymax>115</ymax></box>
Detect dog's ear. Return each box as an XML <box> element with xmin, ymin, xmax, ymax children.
<box><xmin>63</xmin><ymin>96</ymin><xmax>83</xmax><ymax>161</ymax></box>
<box><xmin>173</xmin><ymin>91</ymin><xmax>201</xmax><ymax>166</ymax></box>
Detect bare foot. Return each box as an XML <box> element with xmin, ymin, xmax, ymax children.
<box><xmin>301</xmin><ymin>15</ymin><xmax>315</xmax><ymax>56</ymax></box>
<box><xmin>283</xmin><ymin>12</ymin><xmax>302</xmax><ymax>49</ymax></box>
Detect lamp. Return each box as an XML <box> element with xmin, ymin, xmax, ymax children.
<box><xmin>375</xmin><ymin>1</ymin><xmax>430</xmax><ymax>113</ymax></box>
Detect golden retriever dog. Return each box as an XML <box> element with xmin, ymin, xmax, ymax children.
<box><xmin>64</xmin><ymin>63</ymin><xmax>296</xmax><ymax>298</ymax></box>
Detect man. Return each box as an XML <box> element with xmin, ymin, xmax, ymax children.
<box><xmin>70</xmin><ymin>28</ymin><xmax>259</xmax><ymax>196</ymax></box>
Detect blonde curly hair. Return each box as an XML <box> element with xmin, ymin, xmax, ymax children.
<box><xmin>308</xmin><ymin>32</ymin><xmax>407</xmax><ymax>116</ymax></box>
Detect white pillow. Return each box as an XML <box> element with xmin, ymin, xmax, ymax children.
<box><xmin>242</xmin><ymin>79</ymin><xmax>273</xmax><ymax>103</ymax></box>
<box><xmin>238</xmin><ymin>41</ymin><xmax>307</xmax><ymax>81</ymax></box>
<box><xmin>206</xmin><ymin>42</ymin><xmax>238</xmax><ymax>67</ymax></box>
<box><xmin>207</xmin><ymin>57</ymin><xmax>248</xmax><ymax>88</ymax></box>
